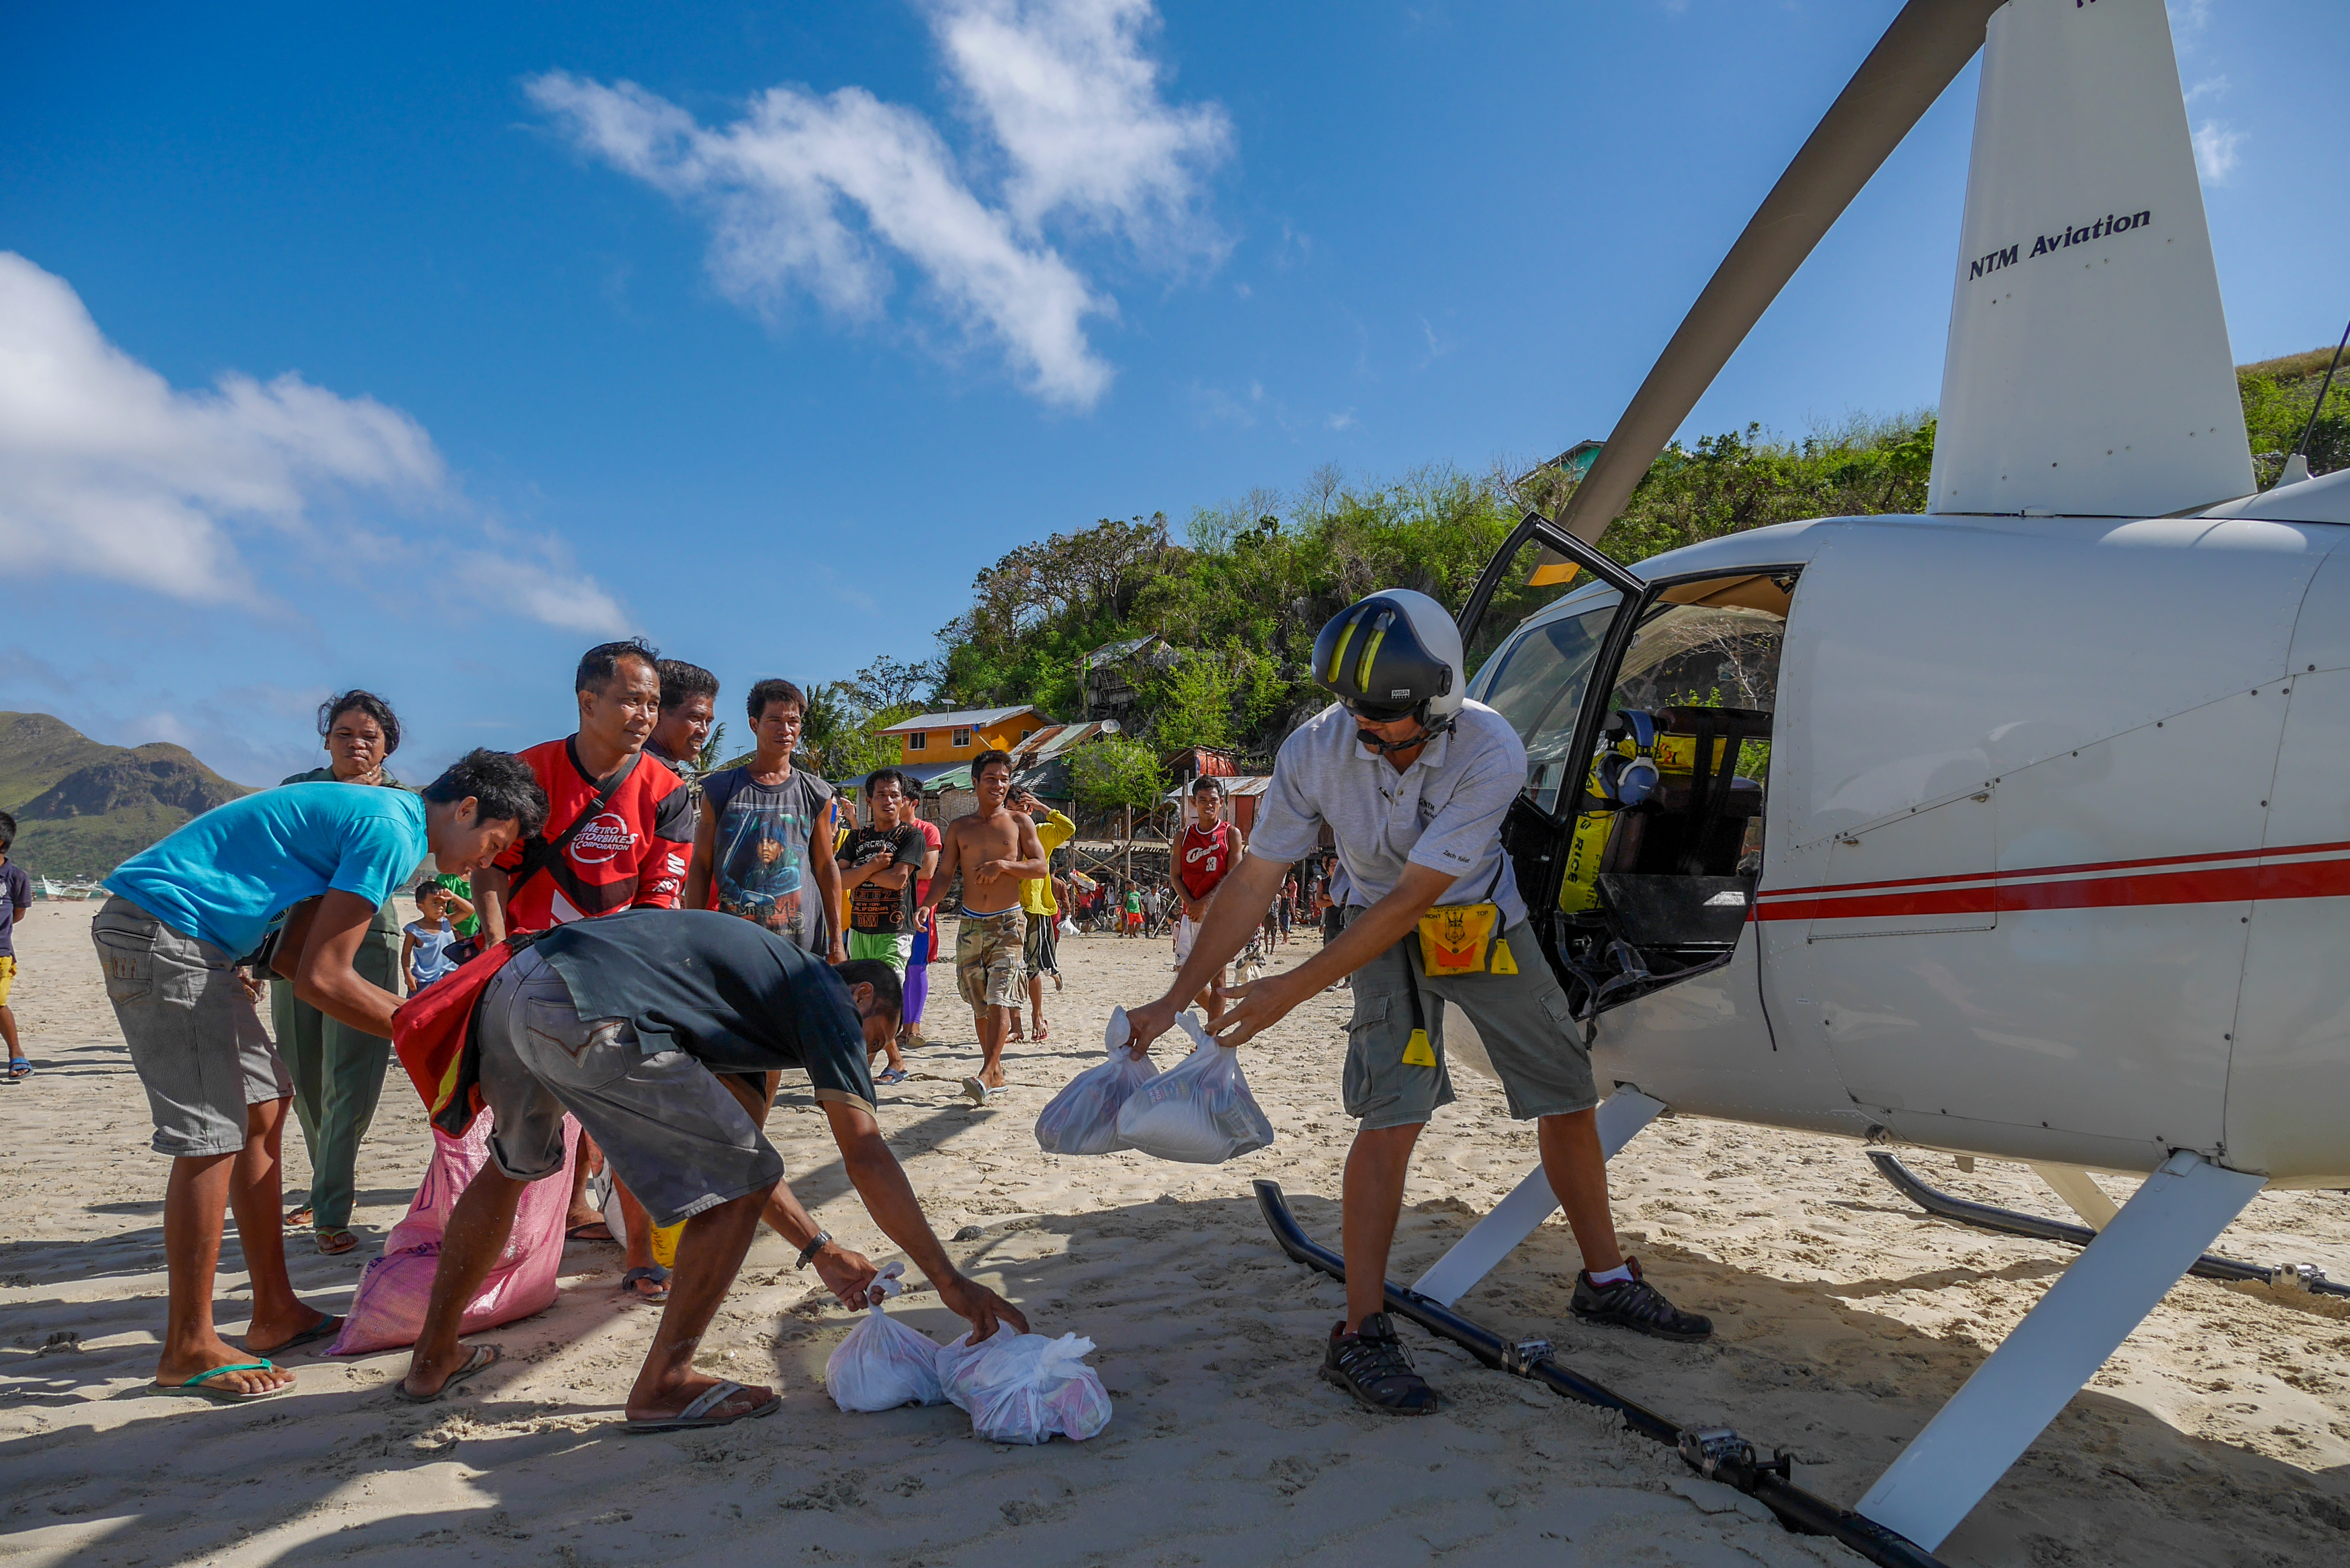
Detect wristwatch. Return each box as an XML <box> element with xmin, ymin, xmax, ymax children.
<box><xmin>796</xmin><ymin>1230</ymin><xmax>833</xmax><ymax>1270</ymax></box>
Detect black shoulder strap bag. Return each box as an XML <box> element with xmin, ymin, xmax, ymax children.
<box><xmin>508</xmin><ymin>751</ymin><xmax>641</xmax><ymax>900</ymax></box>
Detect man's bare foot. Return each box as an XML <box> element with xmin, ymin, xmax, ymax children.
<box><xmin>245</xmin><ymin>1303</ymin><xmax>339</xmax><ymax>1356</ymax></box>
<box><xmin>624</xmin><ymin>1373</ymin><xmax>775</xmax><ymax>1427</ymax></box>
<box><xmin>401</xmin><ymin>1341</ymin><xmax>501</xmax><ymax>1402</ymax></box>
<box><xmin>156</xmin><ymin>1344</ymin><xmax>295</xmax><ymax>1397</ymax></box>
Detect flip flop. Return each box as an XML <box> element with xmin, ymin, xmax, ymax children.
<box><xmin>285</xmin><ymin>1205</ymin><xmax>314</xmax><ymax>1227</ymax></box>
<box><xmin>876</xmin><ymin>1068</ymin><xmax>908</xmax><ymax>1085</ymax></box>
<box><xmin>960</xmin><ymin>1076</ymin><xmax>998</xmax><ymax>1107</ymax></box>
<box><xmin>249</xmin><ymin>1314</ymin><xmax>343</xmax><ymax>1358</ymax></box>
<box><xmin>565</xmin><ymin>1219</ymin><xmax>615</xmax><ymax>1243</ymax></box>
<box><xmin>1031</xmin><ymin>1019</ymin><xmax>1050</xmax><ymax>1041</ymax></box>
<box><xmin>153</xmin><ymin>1360</ymin><xmax>289</xmax><ymax>1402</ymax></box>
<box><xmin>623</xmin><ymin>1379</ymin><xmax>779</xmax><ymax>1434</ymax></box>
<box><xmin>5</xmin><ymin>1058</ymin><xmax>30</xmax><ymax>1081</ymax></box>
<box><xmin>620</xmin><ymin>1265</ymin><xmax>671</xmax><ymax>1303</ymax></box>
<box><xmin>395</xmin><ymin>1342</ymin><xmax>500</xmax><ymax>1404</ymax></box>
<box><xmin>315</xmin><ymin>1229</ymin><xmax>360</xmax><ymax>1256</ymax></box>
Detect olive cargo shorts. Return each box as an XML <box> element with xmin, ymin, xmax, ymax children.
<box><xmin>1338</xmin><ymin>908</ymin><xmax>1598</xmax><ymax>1132</ymax></box>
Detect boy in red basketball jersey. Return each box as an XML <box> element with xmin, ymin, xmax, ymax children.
<box><xmin>1170</xmin><ymin>775</ymin><xmax>1244</xmax><ymax>1022</ymax></box>
<box><xmin>472</xmin><ymin>638</ymin><xmax>694</xmax><ymax>1300</ymax></box>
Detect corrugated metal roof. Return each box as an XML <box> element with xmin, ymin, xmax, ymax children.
<box><xmin>1015</xmin><ymin>719</ymin><xmax>1120</xmax><ymax>762</ymax></box>
<box><xmin>835</xmin><ymin>761</ymin><xmax>972</xmax><ymax>792</ymax></box>
<box><xmin>1161</xmin><ymin>774</ymin><xmax>1273</xmax><ymax>802</ymax></box>
<box><xmin>876</xmin><ymin>704</ymin><xmax>1041</xmax><ymax>735</ymax></box>
<box><xmin>1085</xmin><ymin>635</ymin><xmax>1159</xmax><ymax>671</ymax></box>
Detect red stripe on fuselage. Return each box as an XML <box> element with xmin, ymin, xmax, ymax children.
<box><xmin>1756</xmin><ymin>842</ymin><xmax>2350</xmax><ymax>922</ymax></box>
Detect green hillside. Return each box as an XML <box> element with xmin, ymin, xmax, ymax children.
<box><xmin>0</xmin><ymin>712</ymin><xmax>250</xmax><ymax>881</ymax></box>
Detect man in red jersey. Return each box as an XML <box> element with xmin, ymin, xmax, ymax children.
<box><xmin>1170</xmin><ymin>775</ymin><xmax>1244</xmax><ymax>1022</ymax></box>
<box><xmin>472</xmin><ymin>637</ymin><xmax>693</xmax><ymax>1298</ymax></box>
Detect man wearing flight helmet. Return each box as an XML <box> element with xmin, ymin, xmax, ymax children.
<box><xmin>1122</xmin><ymin>590</ymin><xmax>1710</xmax><ymax>1416</ymax></box>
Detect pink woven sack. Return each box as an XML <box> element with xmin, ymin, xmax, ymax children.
<box><xmin>329</xmin><ymin>1108</ymin><xmax>578</xmax><ymax>1355</ymax></box>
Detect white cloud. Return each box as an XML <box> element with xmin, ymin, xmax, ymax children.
<box><xmin>931</xmin><ymin>0</ymin><xmax>1229</xmax><ymax>252</ymax></box>
<box><xmin>528</xmin><ymin>0</ymin><xmax>1229</xmax><ymax>409</ymax></box>
<box><xmin>2185</xmin><ymin>73</ymin><xmax>2230</xmax><ymax>104</ymax></box>
<box><xmin>0</xmin><ymin>252</ymin><xmax>630</xmax><ymax>636</ymax></box>
<box><xmin>2192</xmin><ymin>119</ymin><xmax>2245</xmax><ymax>182</ymax></box>
<box><xmin>0</xmin><ymin>252</ymin><xmax>439</xmax><ymax>605</ymax></box>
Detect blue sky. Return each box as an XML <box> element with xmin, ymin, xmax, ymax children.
<box><xmin>3</xmin><ymin>0</ymin><xmax>2341</xmax><ymax>786</ymax></box>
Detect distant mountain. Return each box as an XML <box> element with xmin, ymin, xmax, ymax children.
<box><xmin>0</xmin><ymin>712</ymin><xmax>251</xmax><ymax>881</ymax></box>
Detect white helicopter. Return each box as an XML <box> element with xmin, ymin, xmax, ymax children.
<box><xmin>1255</xmin><ymin>0</ymin><xmax>2349</xmax><ymax>1559</ymax></box>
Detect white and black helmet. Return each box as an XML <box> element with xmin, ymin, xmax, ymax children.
<box><xmin>1311</xmin><ymin>588</ymin><xmax>1466</xmax><ymax>725</ymax></box>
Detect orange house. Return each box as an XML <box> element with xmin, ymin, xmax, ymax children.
<box><xmin>878</xmin><ymin>705</ymin><xmax>1046</xmax><ymax>766</ymax></box>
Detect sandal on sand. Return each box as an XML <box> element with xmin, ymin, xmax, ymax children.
<box><xmin>624</xmin><ymin>1380</ymin><xmax>779</xmax><ymax>1434</ymax></box>
<box><xmin>960</xmin><ymin>1076</ymin><xmax>999</xmax><ymax>1107</ymax></box>
<box><xmin>876</xmin><ymin>1067</ymin><xmax>908</xmax><ymax>1085</ymax></box>
<box><xmin>154</xmin><ymin>1361</ymin><xmax>289</xmax><ymax>1402</ymax></box>
<box><xmin>1031</xmin><ymin>1018</ymin><xmax>1049</xmax><ymax>1041</ymax></box>
<box><xmin>396</xmin><ymin>1342</ymin><xmax>500</xmax><ymax>1404</ymax></box>
<box><xmin>250</xmin><ymin>1314</ymin><xmax>342</xmax><ymax>1358</ymax></box>
<box><xmin>565</xmin><ymin>1219</ymin><xmax>615</xmax><ymax>1243</ymax></box>
<box><xmin>285</xmin><ymin>1205</ymin><xmax>314</xmax><ymax>1228</ymax></box>
<box><xmin>621</xmin><ymin>1265</ymin><xmax>671</xmax><ymax>1303</ymax></box>
<box><xmin>5</xmin><ymin>1058</ymin><xmax>30</xmax><ymax>1082</ymax></box>
<box><xmin>315</xmin><ymin>1229</ymin><xmax>360</xmax><ymax>1256</ymax></box>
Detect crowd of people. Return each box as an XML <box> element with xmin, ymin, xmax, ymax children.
<box><xmin>67</xmin><ymin>588</ymin><xmax>1711</xmax><ymax>1426</ymax></box>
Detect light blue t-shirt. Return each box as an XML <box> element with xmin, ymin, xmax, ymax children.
<box><xmin>106</xmin><ymin>783</ymin><xmax>431</xmax><ymax>959</ymax></box>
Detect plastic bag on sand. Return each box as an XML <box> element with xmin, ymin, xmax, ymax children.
<box><xmin>331</xmin><ymin>1109</ymin><xmax>578</xmax><ymax>1355</ymax></box>
<box><xmin>826</xmin><ymin>1263</ymin><xmax>947</xmax><ymax>1411</ymax></box>
<box><xmin>935</xmin><ymin>1324</ymin><xmax>1113</xmax><ymax>1444</ymax></box>
<box><xmin>1034</xmin><ymin>1008</ymin><xmax>1159</xmax><ymax>1156</ymax></box>
<box><xmin>1114</xmin><ymin>1015</ymin><xmax>1276</xmax><ymax>1165</ymax></box>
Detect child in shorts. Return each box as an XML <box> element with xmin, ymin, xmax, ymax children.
<box><xmin>402</xmin><ymin>882</ymin><xmax>462</xmax><ymax>994</ymax></box>
<box><xmin>0</xmin><ymin>812</ymin><xmax>34</xmax><ymax>1081</ymax></box>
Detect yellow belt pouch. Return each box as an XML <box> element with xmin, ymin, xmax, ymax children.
<box><xmin>1417</xmin><ymin>860</ymin><xmax>1513</xmax><ymax>976</ymax></box>
<box><xmin>1418</xmin><ymin>901</ymin><xmax>1503</xmax><ymax>975</ymax></box>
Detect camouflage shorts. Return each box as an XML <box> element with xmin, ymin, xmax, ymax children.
<box><xmin>955</xmin><ymin>907</ymin><xmax>1027</xmax><ymax>1010</ymax></box>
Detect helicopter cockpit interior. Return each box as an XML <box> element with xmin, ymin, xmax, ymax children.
<box><xmin>1472</xmin><ymin>567</ymin><xmax>1795</xmax><ymax>1017</ymax></box>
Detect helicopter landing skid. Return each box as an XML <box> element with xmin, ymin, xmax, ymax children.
<box><xmin>1866</xmin><ymin>1150</ymin><xmax>2350</xmax><ymax>1298</ymax></box>
<box><xmin>1252</xmin><ymin>1179</ymin><xmax>1949</xmax><ymax>1568</ymax></box>
<box><xmin>1858</xmin><ymin>1152</ymin><xmax>2266</xmax><ymax>1550</ymax></box>
<box><xmin>1408</xmin><ymin>1086</ymin><xmax>1667</xmax><ymax>1306</ymax></box>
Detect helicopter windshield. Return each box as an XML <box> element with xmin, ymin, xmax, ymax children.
<box><xmin>1475</xmin><ymin>593</ymin><xmax>1623</xmax><ymax>814</ymax></box>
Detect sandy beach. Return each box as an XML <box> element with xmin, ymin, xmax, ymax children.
<box><xmin>4</xmin><ymin>902</ymin><xmax>2348</xmax><ymax>1567</ymax></box>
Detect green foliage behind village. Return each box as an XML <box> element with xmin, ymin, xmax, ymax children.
<box><xmin>858</xmin><ymin>349</ymin><xmax>2350</xmax><ymax>768</ymax></box>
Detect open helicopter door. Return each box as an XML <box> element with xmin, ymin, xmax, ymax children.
<box><xmin>1424</xmin><ymin>519</ymin><xmax>1813</xmax><ymax>1303</ymax></box>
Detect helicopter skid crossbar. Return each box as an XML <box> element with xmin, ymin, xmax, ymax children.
<box><xmin>1410</xmin><ymin>1087</ymin><xmax>1667</xmax><ymax>1306</ymax></box>
<box><xmin>1252</xmin><ymin>1179</ymin><xmax>1949</xmax><ymax>1568</ymax></box>
<box><xmin>1857</xmin><ymin>1152</ymin><xmax>2266</xmax><ymax>1550</ymax></box>
<box><xmin>1867</xmin><ymin>1151</ymin><xmax>2350</xmax><ymax>1298</ymax></box>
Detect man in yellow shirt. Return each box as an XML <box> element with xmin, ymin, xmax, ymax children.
<box><xmin>1007</xmin><ymin>788</ymin><xmax>1074</xmax><ymax>1042</ymax></box>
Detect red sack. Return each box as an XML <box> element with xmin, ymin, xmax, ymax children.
<box><xmin>390</xmin><ymin>940</ymin><xmax>517</xmax><ymax>1136</ymax></box>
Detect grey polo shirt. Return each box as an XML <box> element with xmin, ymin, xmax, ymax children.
<box><xmin>1249</xmin><ymin>700</ymin><xmax>1529</xmax><ymax>926</ymax></box>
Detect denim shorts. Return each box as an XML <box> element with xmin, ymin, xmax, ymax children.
<box><xmin>474</xmin><ymin>945</ymin><xmax>785</xmax><ymax>1229</ymax></box>
<box><xmin>1339</xmin><ymin>909</ymin><xmax>1598</xmax><ymax>1131</ymax></box>
<box><xmin>92</xmin><ymin>897</ymin><xmax>293</xmax><ymax>1158</ymax></box>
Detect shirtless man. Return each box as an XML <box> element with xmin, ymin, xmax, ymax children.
<box><xmin>915</xmin><ymin>751</ymin><xmax>1044</xmax><ymax>1107</ymax></box>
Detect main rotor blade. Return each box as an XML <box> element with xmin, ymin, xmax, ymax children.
<box><xmin>1553</xmin><ymin>0</ymin><xmax>2003</xmax><ymax>545</ymax></box>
